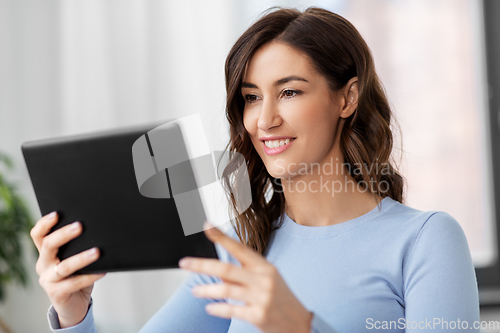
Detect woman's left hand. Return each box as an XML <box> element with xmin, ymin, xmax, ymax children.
<box><xmin>178</xmin><ymin>221</ymin><xmax>313</xmax><ymax>333</ymax></box>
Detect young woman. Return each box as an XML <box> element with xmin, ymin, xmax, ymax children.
<box><xmin>31</xmin><ymin>7</ymin><xmax>480</xmax><ymax>332</ymax></box>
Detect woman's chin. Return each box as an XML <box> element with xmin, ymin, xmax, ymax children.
<box><xmin>266</xmin><ymin>169</ymin><xmax>295</xmax><ymax>180</ymax></box>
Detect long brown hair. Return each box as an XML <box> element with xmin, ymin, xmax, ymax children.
<box><xmin>220</xmin><ymin>7</ymin><xmax>405</xmax><ymax>255</ymax></box>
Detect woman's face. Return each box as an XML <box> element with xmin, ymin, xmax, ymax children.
<box><xmin>242</xmin><ymin>41</ymin><xmax>350</xmax><ymax>179</ymax></box>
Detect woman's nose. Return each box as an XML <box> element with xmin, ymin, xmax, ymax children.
<box><xmin>257</xmin><ymin>99</ymin><xmax>282</xmax><ymax>131</ymax></box>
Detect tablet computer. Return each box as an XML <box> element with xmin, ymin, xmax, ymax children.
<box><xmin>21</xmin><ymin>119</ymin><xmax>219</xmax><ymax>274</ymax></box>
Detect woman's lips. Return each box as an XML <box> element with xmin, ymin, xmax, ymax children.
<box><xmin>262</xmin><ymin>138</ymin><xmax>295</xmax><ymax>155</ymax></box>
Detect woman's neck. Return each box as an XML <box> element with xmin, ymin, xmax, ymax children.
<box><xmin>281</xmin><ymin>158</ymin><xmax>382</xmax><ymax>227</ymax></box>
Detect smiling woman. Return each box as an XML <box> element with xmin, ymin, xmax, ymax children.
<box><xmin>33</xmin><ymin>6</ymin><xmax>480</xmax><ymax>333</ymax></box>
<box><xmin>224</xmin><ymin>7</ymin><xmax>405</xmax><ymax>253</ymax></box>
<box><xmin>240</xmin><ymin>41</ymin><xmax>380</xmax><ymax>230</ymax></box>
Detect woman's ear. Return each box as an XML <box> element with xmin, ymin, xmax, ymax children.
<box><xmin>339</xmin><ymin>77</ymin><xmax>358</xmax><ymax>119</ymax></box>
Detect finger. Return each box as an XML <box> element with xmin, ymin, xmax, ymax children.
<box><xmin>51</xmin><ymin>273</ymin><xmax>106</xmax><ymax>302</ymax></box>
<box><xmin>203</xmin><ymin>221</ymin><xmax>265</xmax><ymax>266</ymax></box>
<box><xmin>179</xmin><ymin>258</ymin><xmax>253</xmax><ymax>285</ymax></box>
<box><xmin>39</xmin><ymin>222</ymin><xmax>83</xmax><ymax>268</ymax></box>
<box><xmin>205</xmin><ymin>302</ymin><xmax>251</xmax><ymax>322</ymax></box>
<box><xmin>52</xmin><ymin>247</ymin><xmax>100</xmax><ymax>281</ymax></box>
<box><xmin>192</xmin><ymin>283</ymin><xmax>254</xmax><ymax>303</ymax></box>
<box><xmin>30</xmin><ymin>211</ymin><xmax>59</xmax><ymax>252</ymax></box>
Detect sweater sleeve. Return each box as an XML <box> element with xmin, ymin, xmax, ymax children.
<box><xmin>47</xmin><ymin>299</ymin><xmax>97</xmax><ymax>333</ymax></box>
<box><xmin>402</xmin><ymin>211</ymin><xmax>480</xmax><ymax>331</ymax></box>
<box><xmin>138</xmin><ymin>271</ymin><xmax>231</xmax><ymax>332</ymax></box>
<box><xmin>138</xmin><ymin>238</ymin><xmax>234</xmax><ymax>332</ymax></box>
<box><xmin>309</xmin><ymin>312</ymin><xmax>339</xmax><ymax>333</ymax></box>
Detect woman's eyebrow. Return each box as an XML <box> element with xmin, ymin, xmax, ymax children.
<box><xmin>241</xmin><ymin>82</ymin><xmax>258</xmax><ymax>89</ymax></box>
<box><xmin>241</xmin><ymin>75</ymin><xmax>309</xmax><ymax>89</ymax></box>
<box><xmin>275</xmin><ymin>75</ymin><xmax>308</xmax><ymax>85</ymax></box>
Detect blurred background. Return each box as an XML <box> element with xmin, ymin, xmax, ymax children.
<box><xmin>1</xmin><ymin>0</ymin><xmax>499</xmax><ymax>331</ymax></box>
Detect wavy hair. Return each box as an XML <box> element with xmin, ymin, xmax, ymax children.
<box><xmin>220</xmin><ymin>7</ymin><xmax>405</xmax><ymax>255</ymax></box>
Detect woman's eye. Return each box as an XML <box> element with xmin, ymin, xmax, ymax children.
<box><xmin>281</xmin><ymin>89</ymin><xmax>300</xmax><ymax>98</ymax></box>
<box><xmin>244</xmin><ymin>94</ymin><xmax>260</xmax><ymax>103</ymax></box>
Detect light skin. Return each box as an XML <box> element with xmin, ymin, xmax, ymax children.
<box><xmin>30</xmin><ymin>40</ymin><xmax>381</xmax><ymax>331</ymax></box>
<box><xmin>180</xmin><ymin>41</ymin><xmax>383</xmax><ymax>331</ymax></box>
<box><xmin>30</xmin><ymin>212</ymin><xmax>105</xmax><ymax>328</ymax></box>
<box><xmin>242</xmin><ymin>41</ymin><xmax>382</xmax><ymax>226</ymax></box>
<box><xmin>179</xmin><ymin>222</ymin><xmax>313</xmax><ymax>333</ymax></box>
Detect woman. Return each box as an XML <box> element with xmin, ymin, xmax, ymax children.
<box><xmin>31</xmin><ymin>7</ymin><xmax>480</xmax><ymax>332</ymax></box>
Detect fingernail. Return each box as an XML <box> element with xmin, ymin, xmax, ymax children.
<box><xmin>87</xmin><ymin>247</ymin><xmax>98</xmax><ymax>258</ymax></box>
<box><xmin>191</xmin><ymin>286</ymin><xmax>201</xmax><ymax>296</ymax></box>
<box><xmin>178</xmin><ymin>258</ymin><xmax>191</xmax><ymax>268</ymax></box>
<box><xmin>205</xmin><ymin>303</ymin><xmax>216</xmax><ymax>314</ymax></box>
<box><xmin>70</xmin><ymin>221</ymin><xmax>81</xmax><ymax>231</ymax></box>
<box><xmin>47</xmin><ymin>211</ymin><xmax>57</xmax><ymax>219</ymax></box>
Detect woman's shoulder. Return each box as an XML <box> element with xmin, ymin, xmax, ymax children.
<box><xmin>378</xmin><ymin>197</ymin><xmax>462</xmax><ymax>234</ymax></box>
<box><xmin>377</xmin><ymin>198</ymin><xmax>470</xmax><ymax>259</ymax></box>
<box><xmin>348</xmin><ymin>197</ymin><xmax>469</xmax><ymax>258</ymax></box>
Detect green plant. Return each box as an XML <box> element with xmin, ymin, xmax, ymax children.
<box><xmin>0</xmin><ymin>151</ymin><xmax>34</xmax><ymax>333</ymax></box>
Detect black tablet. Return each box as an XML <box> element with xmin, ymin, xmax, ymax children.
<box><xmin>21</xmin><ymin>120</ymin><xmax>219</xmax><ymax>274</ymax></box>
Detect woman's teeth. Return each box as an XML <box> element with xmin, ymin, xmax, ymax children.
<box><xmin>264</xmin><ymin>138</ymin><xmax>293</xmax><ymax>148</ymax></box>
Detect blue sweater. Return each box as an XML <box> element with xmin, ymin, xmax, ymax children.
<box><xmin>48</xmin><ymin>196</ymin><xmax>480</xmax><ymax>332</ymax></box>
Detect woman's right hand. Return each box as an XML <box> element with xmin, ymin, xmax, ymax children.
<box><xmin>30</xmin><ymin>211</ymin><xmax>106</xmax><ymax>328</ymax></box>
